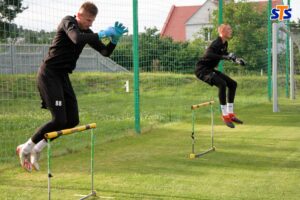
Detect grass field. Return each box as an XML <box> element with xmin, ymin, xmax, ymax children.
<box><xmin>0</xmin><ymin>73</ymin><xmax>300</xmax><ymax>199</ymax></box>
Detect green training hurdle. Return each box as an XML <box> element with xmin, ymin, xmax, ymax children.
<box><xmin>45</xmin><ymin>123</ymin><xmax>97</xmax><ymax>200</ymax></box>
<box><xmin>190</xmin><ymin>101</ymin><xmax>215</xmax><ymax>159</ymax></box>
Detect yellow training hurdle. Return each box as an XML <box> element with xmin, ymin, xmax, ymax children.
<box><xmin>190</xmin><ymin>101</ymin><xmax>215</xmax><ymax>159</ymax></box>
<box><xmin>45</xmin><ymin>123</ymin><xmax>97</xmax><ymax>200</ymax></box>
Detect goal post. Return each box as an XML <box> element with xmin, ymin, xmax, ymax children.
<box><xmin>279</xmin><ymin>23</ymin><xmax>300</xmax><ymax>100</ymax></box>
<box><xmin>273</xmin><ymin>22</ymin><xmax>299</xmax><ymax>112</ymax></box>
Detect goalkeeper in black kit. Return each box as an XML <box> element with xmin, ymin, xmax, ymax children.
<box><xmin>195</xmin><ymin>24</ymin><xmax>246</xmax><ymax>128</ymax></box>
<box><xmin>16</xmin><ymin>1</ymin><xmax>128</xmax><ymax>172</ymax></box>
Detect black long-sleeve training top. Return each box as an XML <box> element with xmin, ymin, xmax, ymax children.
<box><xmin>195</xmin><ymin>36</ymin><xmax>228</xmax><ymax>74</ymax></box>
<box><xmin>41</xmin><ymin>15</ymin><xmax>116</xmax><ymax>73</ymax></box>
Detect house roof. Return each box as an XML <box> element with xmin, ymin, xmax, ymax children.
<box><xmin>160</xmin><ymin>0</ymin><xmax>283</xmax><ymax>42</ymax></box>
<box><xmin>160</xmin><ymin>5</ymin><xmax>202</xmax><ymax>42</ymax></box>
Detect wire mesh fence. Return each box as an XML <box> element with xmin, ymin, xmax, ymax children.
<box><xmin>0</xmin><ymin>0</ymin><xmax>299</xmax><ymax>166</ymax></box>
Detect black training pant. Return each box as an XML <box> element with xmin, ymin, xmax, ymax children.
<box><xmin>195</xmin><ymin>69</ymin><xmax>237</xmax><ymax>105</ymax></box>
<box><xmin>31</xmin><ymin>66</ymin><xmax>79</xmax><ymax>143</ymax></box>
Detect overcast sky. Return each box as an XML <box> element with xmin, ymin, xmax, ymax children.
<box><xmin>13</xmin><ymin>0</ymin><xmax>300</xmax><ymax>33</ymax></box>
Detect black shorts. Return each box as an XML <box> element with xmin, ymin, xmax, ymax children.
<box><xmin>195</xmin><ymin>67</ymin><xmax>220</xmax><ymax>86</ymax></box>
<box><xmin>37</xmin><ymin>66</ymin><xmax>78</xmax><ymax>114</ymax></box>
<box><xmin>195</xmin><ymin>67</ymin><xmax>236</xmax><ymax>91</ymax></box>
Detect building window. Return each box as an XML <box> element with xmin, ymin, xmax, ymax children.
<box><xmin>204</xmin><ymin>28</ymin><xmax>212</xmax><ymax>41</ymax></box>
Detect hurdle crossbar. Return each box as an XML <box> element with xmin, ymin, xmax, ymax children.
<box><xmin>45</xmin><ymin>123</ymin><xmax>96</xmax><ymax>139</ymax></box>
<box><xmin>45</xmin><ymin>123</ymin><xmax>97</xmax><ymax>200</ymax></box>
<box><xmin>190</xmin><ymin>101</ymin><xmax>215</xmax><ymax>159</ymax></box>
<box><xmin>191</xmin><ymin>100</ymin><xmax>215</xmax><ymax>110</ymax></box>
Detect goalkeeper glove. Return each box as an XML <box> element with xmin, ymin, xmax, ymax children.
<box><xmin>98</xmin><ymin>27</ymin><xmax>115</xmax><ymax>39</ymax></box>
<box><xmin>111</xmin><ymin>21</ymin><xmax>128</xmax><ymax>44</ymax></box>
<box><xmin>222</xmin><ymin>52</ymin><xmax>236</xmax><ymax>61</ymax></box>
<box><xmin>235</xmin><ymin>58</ymin><xmax>246</xmax><ymax>66</ymax></box>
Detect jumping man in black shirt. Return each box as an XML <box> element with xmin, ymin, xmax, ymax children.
<box><xmin>16</xmin><ymin>1</ymin><xmax>128</xmax><ymax>171</ymax></box>
<box><xmin>195</xmin><ymin>24</ymin><xmax>244</xmax><ymax>129</ymax></box>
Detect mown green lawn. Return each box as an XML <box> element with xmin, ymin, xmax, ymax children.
<box><xmin>1</xmin><ymin>120</ymin><xmax>300</xmax><ymax>199</ymax></box>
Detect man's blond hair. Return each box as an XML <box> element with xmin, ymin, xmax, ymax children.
<box><xmin>218</xmin><ymin>24</ymin><xmax>231</xmax><ymax>34</ymax></box>
<box><xmin>79</xmin><ymin>1</ymin><xmax>98</xmax><ymax>16</ymax></box>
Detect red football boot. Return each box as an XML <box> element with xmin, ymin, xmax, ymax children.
<box><xmin>228</xmin><ymin>113</ymin><xmax>243</xmax><ymax>124</ymax></box>
<box><xmin>222</xmin><ymin>115</ymin><xmax>235</xmax><ymax>128</ymax></box>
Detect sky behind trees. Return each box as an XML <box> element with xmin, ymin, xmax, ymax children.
<box><xmin>13</xmin><ymin>0</ymin><xmax>299</xmax><ymax>33</ymax></box>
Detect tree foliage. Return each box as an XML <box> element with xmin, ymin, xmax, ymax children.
<box><xmin>0</xmin><ymin>0</ymin><xmax>27</xmax><ymax>41</ymax></box>
<box><xmin>112</xmin><ymin>27</ymin><xmax>206</xmax><ymax>73</ymax></box>
<box><xmin>0</xmin><ymin>0</ymin><xmax>27</xmax><ymax>22</ymax></box>
<box><xmin>211</xmin><ymin>0</ymin><xmax>269</xmax><ymax>72</ymax></box>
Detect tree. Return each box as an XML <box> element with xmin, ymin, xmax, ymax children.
<box><xmin>0</xmin><ymin>0</ymin><xmax>27</xmax><ymax>41</ymax></box>
<box><xmin>111</xmin><ymin>27</ymin><xmax>205</xmax><ymax>73</ymax></box>
<box><xmin>211</xmin><ymin>0</ymin><xmax>269</xmax><ymax>72</ymax></box>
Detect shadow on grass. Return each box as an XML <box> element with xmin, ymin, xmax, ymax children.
<box><xmin>1</xmin><ymin>182</ymin><xmax>205</xmax><ymax>200</ymax></box>
<box><xmin>94</xmin><ymin>188</ymin><xmax>202</xmax><ymax>200</ymax></box>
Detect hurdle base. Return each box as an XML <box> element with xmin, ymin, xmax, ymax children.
<box><xmin>189</xmin><ymin>153</ymin><xmax>196</xmax><ymax>159</ymax></box>
<box><xmin>190</xmin><ymin>147</ymin><xmax>216</xmax><ymax>159</ymax></box>
<box><xmin>79</xmin><ymin>190</ymin><xmax>97</xmax><ymax>200</ymax></box>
